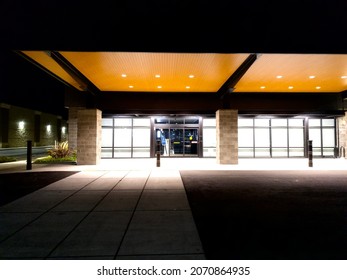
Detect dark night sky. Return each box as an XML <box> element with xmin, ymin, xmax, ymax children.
<box><xmin>1</xmin><ymin>0</ymin><xmax>347</xmax><ymax>118</ymax></box>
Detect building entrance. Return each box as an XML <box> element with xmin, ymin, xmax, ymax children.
<box><xmin>154</xmin><ymin>116</ymin><xmax>202</xmax><ymax>157</ymax></box>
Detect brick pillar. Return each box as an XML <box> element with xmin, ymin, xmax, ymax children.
<box><xmin>68</xmin><ymin>107</ymin><xmax>84</xmax><ymax>151</ymax></box>
<box><xmin>338</xmin><ymin>112</ymin><xmax>347</xmax><ymax>158</ymax></box>
<box><xmin>77</xmin><ymin>108</ymin><xmax>102</xmax><ymax>165</ymax></box>
<box><xmin>216</xmin><ymin>109</ymin><xmax>238</xmax><ymax>164</ymax></box>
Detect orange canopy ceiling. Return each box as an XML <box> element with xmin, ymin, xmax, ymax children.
<box><xmin>20</xmin><ymin>51</ymin><xmax>347</xmax><ymax>93</ymax></box>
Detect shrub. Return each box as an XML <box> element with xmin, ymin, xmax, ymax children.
<box><xmin>47</xmin><ymin>141</ymin><xmax>73</xmax><ymax>159</ymax></box>
<box><xmin>0</xmin><ymin>156</ymin><xmax>17</xmax><ymax>163</ymax></box>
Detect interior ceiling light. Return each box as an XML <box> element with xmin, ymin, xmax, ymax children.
<box><xmin>155</xmin><ymin>74</ymin><xmax>160</xmax><ymax>78</ymax></box>
<box><xmin>129</xmin><ymin>85</ymin><xmax>134</xmax><ymax>88</ymax></box>
<box><xmin>309</xmin><ymin>75</ymin><xmax>316</xmax><ymax>79</ymax></box>
<box><xmin>260</xmin><ymin>86</ymin><xmax>266</xmax><ymax>89</ymax></box>
<box><xmin>288</xmin><ymin>86</ymin><xmax>294</xmax><ymax>89</ymax></box>
<box><xmin>341</xmin><ymin>76</ymin><xmax>347</xmax><ymax>79</ymax></box>
<box><xmin>186</xmin><ymin>86</ymin><xmax>190</xmax><ymax>89</ymax></box>
<box><xmin>157</xmin><ymin>86</ymin><xmax>162</xmax><ymax>89</ymax></box>
<box><xmin>316</xmin><ymin>86</ymin><xmax>321</xmax><ymax>89</ymax></box>
<box><xmin>121</xmin><ymin>74</ymin><xmax>127</xmax><ymax>78</ymax></box>
<box><xmin>189</xmin><ymin>75</ymin><xmax>195</xmax><ymax>78</ymax></box>
<box><xmin>276</xmin><ymin>75</ymin><xmax>283</xmax><ymax>79</ymax></box>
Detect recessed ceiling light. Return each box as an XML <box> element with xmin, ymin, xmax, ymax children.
<box><xmin>309</xmin><ymin>75</ymin><xmax>315</xmax><ymax>79</ymax></box>
<box><xmin>260</xmin><ymin>86</ymin><xmax>266</xmax><ymax>89</ymax></box>
<box><xmin>288</xmin><ymin>86</ymin><xmax>294</xmax><ymax>89</ymax></box>
<box><xmin>186</xmin><ymin>86</ymin><xmax>190</xmax><ymax>89</ymax></box>
<box><xmin>121</xmin><ymin>74</ymin><xmax>127</xmax><ymax>78</ymax></box>
<box><xmin>316</xmin><ymin>86</ymin><xmax>321</xmax><ymax>89</ymax></box>
<box><xmin>276</xmin><ymin>75</ymin><xmax>283</xmax><ymax>79</ymax></box>
<box><xmin>157</xmin><ymin>86</ymin><xmax>162</xmax><ymax>89</ymax></box>
<box><xmin>155</xmin><ymin>74</ymin><xmax>160</xmax><ymax>78</ymax></box>
<box><xmin>341</xmin><ymin>76</ymin><xmax>347</xmax><ymax>79</ymax></box>
<box><xmin>129</xmin><ymin>85</ymin><xmax>134</xmax><ymax>88</ymax></box>
<box><xmin>189</xmin><ymin>75</ymin><xmax>195</xmax><ymax>78</ymax></box>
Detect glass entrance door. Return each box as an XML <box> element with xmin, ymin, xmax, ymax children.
<box><xmin>155</xmin><ymin>128</ymin><xmax>199</xmax><ymax>157</ymax></box>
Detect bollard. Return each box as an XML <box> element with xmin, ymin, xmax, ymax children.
<box><xmin>27</xmin><ymin>140</ymin><xmax>32</xmax><ymax>170</ymax></box>
<box><xmin>156</xmin><ymin>140</ymin><xmax>161</xmax><ymax>167</ymax></box>
<box><xmin>308</xmin><ymin>140</ymin><xmax>313</xmax><ymax>167</ymax></box>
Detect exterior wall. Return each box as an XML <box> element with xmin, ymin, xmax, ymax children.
<box><xmin>68</xmin><ymin>107</ymin><xmax>83</xmax><ymax>150</ymax></box>
<box><xmin>338</xmin><ymin>112</ymin><xmax>347</xmax><ymax>158</ymax></box>
<box><xmin>216</xmin><ymin>109</ymin><xmax>238</xmax><ymax>164</ymax></box>
<box><xmin>77</xmin><ymin>108</ymin><xmax>102</xmax><ymax>165</ymax></box>
<box><xmin>0</xmin><ymin>103</ymin><xmax>67</xmax><ymax>148</ymax></box>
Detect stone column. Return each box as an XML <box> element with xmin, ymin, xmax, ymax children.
<box><xmin>68</xmin><ymin>107</ymin><xmax>84</xmax><ymax>151</ymax></box>
<box><xmin>216</xmin><ymin>109</ymin><xmax>238</xmax><ymax>164</ymax></box>
<box><xmin>77</xmin><ymin>108</ymin><xmax>102</xmax><ymax>165</ymax></box>
<box><xmin>338</xmin><ymin>112</ymin><xmax>347</xmax><ymax>158</ymax></box>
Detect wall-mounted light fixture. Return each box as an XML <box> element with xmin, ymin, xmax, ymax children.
<box><xmin>46</xmin><ymin>124</ymin><xmax>51</xmax><ymax>133</ymax></box>
<box><xmin>62</xmin><ymin>126</ymin><xmax>66</xmax><ymax>134</ymax></box>
<box><xmin>18</xmin><ymin>121</ymin><xmax>25</xmax><ymax>130</ymax></box>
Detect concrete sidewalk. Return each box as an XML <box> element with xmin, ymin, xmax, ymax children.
<box><xmin>1</xmin><ymin>157</ymin><xmax>347</xmax><ymax>260</ymax></box>
<box><xmin>0</xmin><ymin>168</ymin><xmax>204</xmax><ymax>260</ymax></box>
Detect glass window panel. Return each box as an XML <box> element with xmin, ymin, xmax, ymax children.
<box><xmin>101</xmin><ymin>128</ymin><xmax>113</xmax><ymax>147</ymax></box>
<box><xmin>309</xmin><ymin>128</ymin><xmax>321</xmax><ymax>147</ymax></box>
<box><xmin>238</xmin><ymin>148</ymin><xmax>254</xmax><ymax>157</ymax></box>
<box><xmin>289</xmin><ymin>128</ymin><xmax>304</xmax><ymax>147</ymax></box>
<box><xmin>203</xmin><ymin>148</ymin><xmax>216</xmax><ymax>157</ymax></box>
<box><xmin>288</xmin><ymin>119</ymin><xmax>304</xmax><ymax>127</ymax></box>
<box><xmin>272</xmin><ymin>148</ymin><xmax>288</xmax><ymax>157</ymax></box>
<box><xmin>322</xmin><ymin>119</ymin><xmax>335</xmax><ymax>127</ymax></box>
<box><xmin>114</xmin><ymin>118</ymin><xmax>132</xmax><ymax>127</ymax></box>
<box><xmin>271</xmin><ymin>119</ymin><xmax>287</xmax><ymax>127</ymax></box>
<box><xmin>313</xmin><ymin>148</ymin><xmax>322</xmax><ymax>156</ymax></box>
<box><xmin>323</xmin><ymin>148</ymin><xmax>334</xmax><ymax>156</ymax></box>
<box><xmin>155</xmin><ymin>118</ymin><xmax>169</xmax><ymax>124</ymax></box>
<box><xmin>133</xmin><ymin>128</ymin><xmax>150</xmax><ymax>147</ymax></box>
<box><xmin>254</xmin><ymin>148</ymin><xmax>270</xmax><ymax>157</ymax></box>
<box><xmin>102</xmin><ymin>118</ymin><xmax>113</xmax><ymax>126</ymax></box>
<box><xmin>271</xmin><ymin>128</ymin><xmax>288</xmax><ymax>147</ymax></box>
<box><xmin>203</xmin><ymin>118</ymin><xmax>216</xmax><ymax>127</ymax></box>
<box><xmin>238</xmin><ymin>118</ymin><xmax>253</xmax><ymax>127</ymax></box>
<box><xmin>309</xmin><ymin>119</ymin><xmax>321</xmax><ymax>127</ymax></box>
<box><xmin>185</xmin><ymin>117</ymin><xmax>199</xmax><ymax>124</ymax></box>
<box><xmin>113</xmin><ymin>148</ymin><xmax>131</xmax><ymax>157</ymax></box>
<box><xmin>101</xmin><ymin>148</ymin><xmax>113</xmax><ymax>158</ymax></box>
<box><xmin>133</xmin><ymin>148</ymin><xmax>150</xmax><ymax>157</ymax></box>
<box><xmin>203</xmin><ymin>128</ymin><xmax>216</xmax><ymax>147</ymax></box>
<box><xmin>170</xmin><ymin>118</ymin><xmax>184</xmax><ymax>124</ymax></box>
<box><xmin>255</xmin><ymin>128</ymin><xmax>270</xmax><ymax>147</ymax></box>
<box><xmin>289</xmin><ymin>148</ymin><xmax>304</xmax><ymax>157</ymax></box>
<box><xmin>322</xmin><ymin>128</ymin><xmax>335</xmax><ymax>147</ymax></box>
<box><xmin>114</xmin><ymin>128</ymin><xmax>132</xmax><ymax>147</ymax></box>
<box><xmin>238</xmin><ymin>128</ymin><xmax>254</xmax><ymax>147</ymax></box>
<box><xmin>133</xmin><ymin>118</ymin><xmax>150</xmax><ymax>127</ymax></box>
<box><xmin>254</xmin><ymin>119</ymin><xmax>270</xmax><ymax>127</ymax></box>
